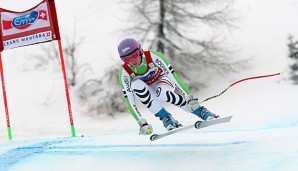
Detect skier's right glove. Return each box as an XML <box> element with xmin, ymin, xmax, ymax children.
<box><xmin>138</xmin><ymin>119</ymin><xmax>153</xmax><ymax>135</ymax></box>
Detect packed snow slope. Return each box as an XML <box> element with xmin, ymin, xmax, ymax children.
<box><xmin>0</xmin><ymin>71</ymin><xmax>297</xmax><ymax>171</ymax></box>
<box><xmin>1</xmin><ymin>125</ymin><xmax>298</xmax><ymax>171</ymax></box>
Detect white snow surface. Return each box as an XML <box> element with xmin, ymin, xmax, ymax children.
<box><xmin>0</xmin><ymin>0</ymin><xmax>298</xmax><ymax>171</ymax></box>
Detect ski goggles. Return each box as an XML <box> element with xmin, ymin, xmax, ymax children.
<box><xmin>121</xmin><ymin>49</ymin><xmax>140</xmax><ymax>63</ymax></box>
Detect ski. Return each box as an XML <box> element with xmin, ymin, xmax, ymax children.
<box><xmin>194</xmin><ymin>115</ymin><xmax>232</xmax><ymax>129</ymax></box>
<box><xmin>150</xmin><ymin>116</ymin><xmax>233</xmax><ymax>141</ymax></box>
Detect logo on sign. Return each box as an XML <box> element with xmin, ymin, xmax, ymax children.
<box><xmin>2</xmin><ymin>10</ymin><xmax>48</xmax><ymax>30</ymax></box>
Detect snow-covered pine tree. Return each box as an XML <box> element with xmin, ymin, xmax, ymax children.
<box><xmin>79</xmin><ymin>0</ymin><xmax>245</xmax><ymax>116</ymax></box>
<box><xmin>287</xmin><ymin>34</ymin><xmax>298</xmax><ymax>84</ymax></box>
<box><xmin>120</xmin><ymin>0</ymin><xmax>241</xmax><ymax>90</ymax></box>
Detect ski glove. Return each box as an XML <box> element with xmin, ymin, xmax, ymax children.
<box><xmin>185</xmin><ymin>94</ymin><xmax>200</xmax><ymax>112</ymax></box>
<box><xmin>138</xmin><ymin>119</ymin><xmax>153</xmax><ymax>135</ymax></box>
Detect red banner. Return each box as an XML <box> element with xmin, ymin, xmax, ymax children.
<box><xmin>0</xmin><ymin>0</ymin><xmax>61</xmax><ymax>52</ymax></box>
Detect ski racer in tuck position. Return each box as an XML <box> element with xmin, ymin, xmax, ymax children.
<box><xmin>118</xmin><ymin>38</ymin><xmax>220</xmax><ymax>135</ymax></box>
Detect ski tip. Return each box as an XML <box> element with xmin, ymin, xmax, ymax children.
<box><xmin>150</xmin><ymin>134</ymin><xmax>158</xmax><ymax>141</ymax></box>
<box><xmin>195</xmin><ymin>121</ymin><xmax>202</xmax><ymax>128</ymax></box>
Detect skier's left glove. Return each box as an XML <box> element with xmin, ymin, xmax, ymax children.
<box><xmin>185</xmin><ymin>94</ymin><xmax>200</xmax><ymax>112</ymax></box>
<box><xmin>138</xmin><ymin>119</ymin><xmax>153</xmax><ymax>135</ymax></box>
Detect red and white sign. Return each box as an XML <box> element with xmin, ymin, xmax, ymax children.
<box><xmin>0</xmin><ymin>0</ymin><xmax>61</xmax><ymax>52</ymax></box>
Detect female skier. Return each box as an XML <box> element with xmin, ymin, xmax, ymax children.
<box><xmin>118</xmin><ymin>38</ymin><xmax>219</xmax><ymax>135</ymax></box>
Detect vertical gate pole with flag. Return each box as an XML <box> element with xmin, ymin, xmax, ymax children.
<box><xmin>0</xmin><ymin>53</ymin><xmax>12</xmax><ymax>140</ymax></box>
<box><xmin>58</xmin><ymin>39</ymin><xmax>76</xmax><ymax>137</ymax></box>
<box><xmin>49</xmin><ymin>0</ymin><xmax>76</xmax><ymax>137</ymax></box>
<box><xmin>0</xmin><ymin>0</ymin><xmax>76</xmax><ymax>140</ymax></box>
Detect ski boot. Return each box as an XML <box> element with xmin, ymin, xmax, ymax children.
<box><xmin>155</xmin><ymin>108</ymin><xmax>182</xmax><ymax>131</ymax></box>
<box><xmin>192</xmin><ymin>106</ymin><xmax>220</xmax><ymax>121</ymax></box>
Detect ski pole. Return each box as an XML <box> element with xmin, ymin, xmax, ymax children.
<box><xmin>199</xmin><ymin>72</ymin><xmax>283</xmax><ymax>104</ymax></box>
